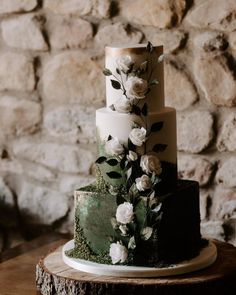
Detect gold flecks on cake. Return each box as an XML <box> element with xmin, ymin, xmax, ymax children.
<box><xmin>66</xmin><ymin>214</ymin><xmax>111</xmax><ymax>264</ymax></box>
<box><xmin>105</xmin><ymin>44</ymin><xmax>163</xmax><ymax>57</ymax></box>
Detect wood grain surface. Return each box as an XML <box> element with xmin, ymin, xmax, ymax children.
<box><xmin>0</xmin><ymin>233</ymin><xmax>69</xmax><ymax>295</ymax></box>
<box><xmin>36</xmin><ymin>240</ymin><xmax>236</xmax><ymax>295</ymax></box>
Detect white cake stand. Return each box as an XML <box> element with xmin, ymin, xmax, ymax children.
<box><xmin>62</xmin><ymin>239</ymin><xmax>217</xmax><ymax>277</ymax></box>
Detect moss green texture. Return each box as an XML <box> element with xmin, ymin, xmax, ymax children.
<box><xmin>75</xmin><ymin>188</ymin><xmax>117</xmax><ymax>254</ymax></box>
<box><xmin>66</xmin><ymin>214</ymin><xmax>111</xmax><ymax>264</ymax></box>
<box><xmin>66</xmin><ymin>181</ymin><xmax>147</xmax><ymax>264</ymax></box>
<box><xmin>66</xmin><ymin>180</ymin><xmax>203</xmax><ymax>267</ymax></box>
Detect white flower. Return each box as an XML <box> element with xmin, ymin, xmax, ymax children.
<box><xmin>116</xmin><ymin>202</ymin><xmax>134</xmax><ymax>224</ymax></box>
<box><xmin>127</xmin><ymin>151</ymin><xmax>138</xmax><ymax>161</ymax></box>
<box><xmin>109</xmin><ymin>242</ymin><xmax>128</xmax><ymax>264</ymax></box>
<box><xmin>114</xmin><ymin>95</ymin><xmax>132</xmax><ymax>113</ymax></box>
<box><xmin>140</xmin><ymin>154</ymin><xmax>162</xmax><ymax>175</ymax></box>
<box><xmin>136</xmin><ymin>175</ymin><xmax>152</xmax><ymax>191</ymax></box>
<box><xmin>116</xmin><ymin>55</ymin><xmax>133</xmax><ymax>73</ymax></box>
<box><xmin>105</xmin><ymin>137</ymin><xmax>124</xmax><ymax>156</ymax></box>
<box><xmin>129</xmin><ymin>127</ymin><xmax>146</xmax><ymax>146</ymax></box>
<box><xmin>125</xmin><ymin>76</ymin><xmax>148</xmax><ymax>100</ymax></box>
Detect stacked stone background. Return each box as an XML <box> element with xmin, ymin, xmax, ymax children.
<box><xmin>0</xmin><ymin>0</ymin><xmax>236</xmax><ymax>252</ymax></box>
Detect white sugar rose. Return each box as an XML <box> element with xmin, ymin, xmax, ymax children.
<box><xmin>129</xmin><ymin>127</ymin><xmax>146</xmax><ymax>146</ymax></box>
<box><xmin>125</xmin><ymin>76</ymin><xmax>148</xmax><ymax>100</ymax></box>
<box><xmin>116</xmin><ymin>55</ymin><xmax>133</xmax><ymax>73</ymax></box>
<box><xmin>105</xmin><ymin>137</ymin><xmax>124</xmax><ymax>156</ymax></box>
<box><xmin>127</xmin><ymin>150</ymin><xmax>138</xmax><ymax>161</ymax></box>
<box><xmin>116</xmin><ymin>202</ymin><xmax>134</xmax><ymax>224</ymax></box>
<box><xmin>136</xmin><ymin>175</ymin><xmax>152</xmax><ymax>191</ymax></box>
<box><xmin>114</xmin><ymin>95</ymin><xmax>132</xmax><ymax>113</ymax></box>
<box><xmin>109</xmin><ymin>242</ymin><xmax>128</xmax><ymax>264</ymax></box>
<box><xmin>140</xmin><ymin>154</ymin><xmax>162</xmax><ymax>175</ymax></box>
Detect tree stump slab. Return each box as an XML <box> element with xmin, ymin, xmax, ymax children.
<box><xmin>36</xmin><ymin>240</ymin><xmax>236</xmax><ymax>295</ymax></box>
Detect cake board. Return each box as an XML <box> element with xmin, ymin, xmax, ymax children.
<box><xmin>62</xmin><ymin>239</ymin><xmax>217</xmax><ymax>277</ymax></box>
<box><xmin>36</xmin><ymin>240</ymin><xmax>236</xmax><ymax>295</ymax></box>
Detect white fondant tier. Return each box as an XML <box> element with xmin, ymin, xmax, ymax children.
<box><xmin>96</xmin><ymin>107</ymin><xmax>177</xmax><ymax>165</ymax></box>
<box><xmin>105</xmin><ymin>45</ymin><xmax>164</xmax><ymax>112</ymax></box>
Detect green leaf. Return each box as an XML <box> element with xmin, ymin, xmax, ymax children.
<box><xmin>155</xmin><ymin>211</ymin><xmax>163</xmax><ymax>223</ymax></box>
<box><xmin>111</xmin><ymin>217</ymin><xmax>119</xmax><ymax>229</ymax></box>
<box><xmin>146</xmin><ymin>41</ymin><xmax>153</xmax><ymax>53</ymax></box>
<box><xmin>106</xmin><ymin>171</ymin><xmax>122</xmax><ymax>179</ymax></box>
<box><xmin>145</xmin><ymin>88</ymin><xmax>151</xmax><ymax>96</ymax></box>
<box><xmin>128</xmin><ymin>138</ymin><xmax>136</xmax><ymax>151</ymax></box>
<box><xmin>140</xmin><ymin>61</ymin><xmax>148</xmax><ymax>72</ymax></box>
<box><xmin>135</xmin><ymin>198</ymin><xmax>147</xmax><ymax>229</ymax></box>
<box><xmin>132</xmin><ymin>122</ymin><xmax>141</xmax><ymax>129</ymax></box>
<box><xmin>103</xmin><ymin>68</ymin><xmax>112</xmax><ymax>76</ymax></box>
<box><xmin>153</xmin><ymin>144</ymin><xmax>168</xmax><ymax>153</ymax></box>
<box><xmin>150</xmin><ymin>79</ymin><xmax>159</xmax><ymax>86</ymax></box>
<box><xmin>126</xmin><ymin>168</ymin><xmax>134</xmax><ymax>189</ymax></box>
<box><xmin>151</xmin><ymin>173</ymin><xmax>156</xmax><ymax>183</ymax></box>
<box><xmin>116</xmin><ymin>68</ymin><xmax>121</xmax><ymax>75</ymax></box>
<box><xmin>158</xmin><ymin>54</ymin><xmax>165</xmax><ymax>63</ymax></box>
<box><xmin>109</xmin><ymin>104</ymin><xmax>115</xmax><ymax>111</ymax></box>
<box><xmin>110</xmin><ymin>79</ymin><xmax>121</xmax><ymax>90</ymax></box>
<box><xmin>128</xmin><ymin>236</ymin><xmax>136</xmax><ymax>249</ymax></box>
<box><xmin>152</xmin><ymin>203</ymin><xmax>162</xmax><ymax>213</ymax></box>
<box><xmin>126</xmin><ymin>167</ymin><xmax>132</xmax><ymax>180</ymax></box>
<box><xmin>132</xmin><ymin>105</ymin><xmax>141</xmax><ymax>116</ymax></box>
<box><xmin>120</xmin><ymin>157</ymin><xmax>126</xmax><ymax>170</ymax></box>
<box><xmin>106</xmin><ymin>159</ymin><xmax>119</xmax><ymax>166</ymax></box>
<box><xmin>141</xmin><ymin>227</ymin><xmax>153</xmax><ymax>241</ymax></box>
<box><xmin>95</xmin><ymin>156</ymin><xmax>107</xmax><ymax>164</ymax></box>
<box><xmin>150</xmin><ymin>121</ymin><xmax>164</xmax><ymax>132</ymax></box>
<box><xmin>141</xmin><ymin>103</ymin><xmax>148</xmax><ymax>116</ymax></box>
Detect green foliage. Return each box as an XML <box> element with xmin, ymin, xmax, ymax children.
<box><xmin>132</xmin><ymin>105</ymin><xmax>141</xmax><ymax>116</ymax></box>
<box><xmin>150</xmin><ymin>121</ymin><xmax>164</xmax><ymax>132</ymax></box>
<box><xmin>106</xmin><ymin>171</ymin><xmax>122</xmax><ymax>179</ymax></box>
<box><xmin>150</xmin><ymin>79</ymin><xmax>159</xmax><ymax>86</ymax></box>
<box><xmin>95</xmin><ymin>156</ymin><xmax>107</xmax><ymax>164</ymax></box>
<box><xmin>146</xmin><ymin>41</ymin><xmax>154</xmax><ymax>53</ymax></box>
<box><xmin>153</xmin><ymin>143</ymin><xmax>168</xmax><ymax>153</ymax></box>
<box><xmin>141</xmin><ymin>103</ymin><xmax>148</xmax><ymax>116</ymax></box>
<box><xmin>110</xmin><ymin>79</ymin><xmax>121</xmax><ymax>90</ymax></box>
<box><xmin>106</xmin><ymin>159</ymin><xmax>119</xmax><ymax>166</ymax></box>
<box><xmin>103</xmin><ymin>68</ymin><xmax>112</xmax><ymax>76</ymax></box>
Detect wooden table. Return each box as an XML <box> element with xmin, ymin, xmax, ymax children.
<box><xmin>1</xmin><ymin>234</ymin><xmax>236</xmax><ymax>295</ymax></box>
<box><xmin>0</xmin><ymin>233</ymin><xmax>70</xmax><ymax>295</ymax></box>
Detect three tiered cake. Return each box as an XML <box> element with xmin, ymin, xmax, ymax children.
<box><xmin>66</xmin><ymin>43</ymin><xmax>205</xmax><ymax>267</ymax></box>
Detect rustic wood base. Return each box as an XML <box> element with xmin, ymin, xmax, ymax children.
<box><xmin>36</xmin><ymin>240</ymin><xmax>236</xmax><ymax>295</ymax></box>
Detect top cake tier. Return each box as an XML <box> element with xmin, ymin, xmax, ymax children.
<box><xmin>105</xmin><ymin>44</ymin><xmax>164</xmax><ymax>112</ymax></box>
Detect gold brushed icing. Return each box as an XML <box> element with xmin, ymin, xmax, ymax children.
<box><xmin>105</xmin><ymin>45</ymin><xmax>163</xmax><ymax>57</ymax></box>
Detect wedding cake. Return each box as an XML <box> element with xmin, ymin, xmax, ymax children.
<box><xmin>66</xmin><ymin>43</ymin><xmax>204</xmax><ymax>267</ymax></box>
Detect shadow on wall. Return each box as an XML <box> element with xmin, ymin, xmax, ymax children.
<box><xmin>0</xmin><ymin>200</ymin><xmax>69</xmax><ymax>253</ymax></box>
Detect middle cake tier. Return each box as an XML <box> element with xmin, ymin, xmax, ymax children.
<box><xmin>96</xmin><ymin>107</ymin><xmax>177</xmax><ymax>188</ymax></box>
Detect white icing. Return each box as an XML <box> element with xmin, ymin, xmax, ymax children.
<box><xmin>96</xmin><ymin>107</ymin><xmax>177</xmax><ymax>164</ymax></box>
<box><xmin>105</xmin><ymin>45</ymin><xmax>164</xmax><ymax>112</ymax></box>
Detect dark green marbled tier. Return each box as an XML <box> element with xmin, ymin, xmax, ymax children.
<box><xmin>67</xmin><ymin>179</ymin><xmax>204</xmax><ymax>267</ymax></box>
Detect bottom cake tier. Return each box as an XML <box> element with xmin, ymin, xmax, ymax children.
<box><xmin>66</xmin><ymin>180</ymin><xmax>206</xmax><ymax>267</ymax></box>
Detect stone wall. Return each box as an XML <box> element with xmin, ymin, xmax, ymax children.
<box><xmin>0</xmin><ymin>0</ymin><xmax>236</xmax><ymax>251</ymax></box>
